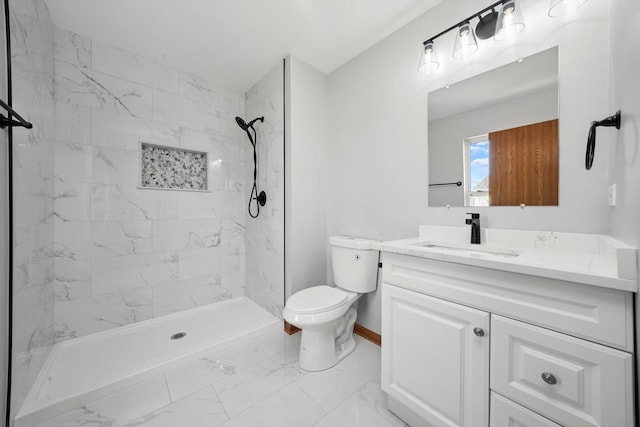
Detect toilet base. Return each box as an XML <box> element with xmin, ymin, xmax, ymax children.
<box><xmin>298</xmin><ymin>306</ymin><xmax>358</xmax><ymax>372</ymax></box>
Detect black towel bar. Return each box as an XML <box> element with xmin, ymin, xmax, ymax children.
<box><xmin>0</xmin><ymin>98</ymin><xmax>32</xmax><ymax>129</ymax></box>
<box><xmin>429</xmin><ymin>181</ymin><xmax>462</xmax><ymax>187</ymax></box>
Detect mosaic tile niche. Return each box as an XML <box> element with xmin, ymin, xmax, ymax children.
<box><xmin>140</xmin><ymin>143</ymin><xmax>208</xmax><ymax>191</ymax></box>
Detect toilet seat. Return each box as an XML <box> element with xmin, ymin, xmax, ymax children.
<box><xmin>286</xmin><ymin>286</ymin><xmax>348</xmax><ymax>314</ymax></box>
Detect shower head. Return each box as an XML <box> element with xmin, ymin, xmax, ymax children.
<box><xmin>235</xmin><ymin>116</ymin><xmax>264</xmax><ymax>132</ymax></box>
<box><xmin>235</xmin><ymin>116</ymin><xmax>249</xmax><ymax>131</ymax></box>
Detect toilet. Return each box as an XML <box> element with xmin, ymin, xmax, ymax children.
<box><xmin>283</xmin><ymin>235</ymin><xmax>380</xmax><ymax>372</ymax></box>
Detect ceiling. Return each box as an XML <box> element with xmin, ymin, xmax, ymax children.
<box><xmin>45</xmin><ymin>0</ymin><xmax>442</xmax><ymax>91</ymax></box>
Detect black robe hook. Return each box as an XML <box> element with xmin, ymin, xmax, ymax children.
<box><xmin>585</xmin><ymin>110</ymin><xmax>621</xmax><ymax>170</ymax></box>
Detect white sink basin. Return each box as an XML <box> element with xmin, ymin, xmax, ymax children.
<box><xmin>411</xmin><ymin>241</ymin><xmax>522</xmax><ymax>257</ymax></box>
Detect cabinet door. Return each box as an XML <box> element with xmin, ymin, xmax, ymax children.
<box><xmin>382</xmin><ymin>283</ymin><xmax>490</xmax><ymax>427</ymax></box>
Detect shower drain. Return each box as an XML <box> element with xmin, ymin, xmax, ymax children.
<box><xmin>170</xmin><ymin>332</ymin><xmax>187</xmax><ymax>340</ymax></box>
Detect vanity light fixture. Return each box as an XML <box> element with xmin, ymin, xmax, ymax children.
<box><xmin>418</xmin><ymin>40</ymin><xmax>439</xmax><ymax>73</ymax></box>
<box><xmin>494</xmin><ymin>1</ymin><xmax>525</xmax><ymax>41</ymax></box>
<box><xmin>453</xmin><ymin>21</ymin><xmax>478</xmax><ymax>59</ymax></box>
<box><xmin>548</xmin><ymin>0</ymin><xmax>589</xmax><ymax>17</ymax></box>
<box><xmin>418</xmin><ymin>0</ymin><xmax>525</xmax><ymax>73</ymax></box>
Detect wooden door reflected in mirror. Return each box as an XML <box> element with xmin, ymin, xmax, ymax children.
<box><xmin>489</xmin><ymin>119</ymin><xmax>558</xmax><ymax>206</ymax></box>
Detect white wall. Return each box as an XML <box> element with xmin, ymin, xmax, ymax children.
<box><xmin>607</xmin><ymin>0</ymin><xmax>640</xmax><ymax>411</ymax></box>
<box><xmin>285</xmin><ymin>56</ymin><xmax>328</xmax><ymax>298</ymax></box>
<box><xmin>429</xmin><ymin>86</ymin><xmax>558</xmax><ymax>206</ymax></box>
<box><xmin>327</xmin><ymin>0</ymin><xmax>611</xmax><ymax>334</ymax></box>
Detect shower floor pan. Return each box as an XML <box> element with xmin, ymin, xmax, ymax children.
<box><xmin>15</xmin><ymin>297</ymin><xmax>280</xmax><ymax>427</ymax></box>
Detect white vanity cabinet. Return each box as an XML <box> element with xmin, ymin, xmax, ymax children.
<box><xmin>380</xmin><ymin>252</ymin><xmax>635</xmax><ymax>427</ymax></box>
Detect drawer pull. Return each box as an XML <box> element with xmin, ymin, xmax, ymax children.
<box><xmin>541</xmin><ymin>372</ymin><xmax>558</xmax><ymax>385</ymax></box>
<box><xmin>473</xmin><ymin>327</ymin><xmax>485</xmax><ymax>337</ymax></box>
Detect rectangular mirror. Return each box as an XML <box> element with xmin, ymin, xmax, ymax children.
<box><xmin>428</xmin><ymin>46</ymin><xmax>559</xmax><ymax>207</ymax></box>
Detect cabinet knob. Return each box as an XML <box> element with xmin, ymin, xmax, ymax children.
<box><xmin>473</xmin><ymin>327</ymin><xmax>485</xmax><ymax>337</ymax></box>
<box><xmin>541</xmin><ymin>372</ymin><xmax>558</xmax><ymax>385</ymax></box>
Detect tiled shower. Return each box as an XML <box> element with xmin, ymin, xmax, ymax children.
<box><xmin>9</xmin><ymin>0</ymin><xmax>285</xmax><ymax>417</ymax></box>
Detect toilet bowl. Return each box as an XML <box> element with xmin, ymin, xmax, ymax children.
<box><xmin>283</xmin><ymin>236</ymin><xmax>379</xmax><ymax>372</ymax></box>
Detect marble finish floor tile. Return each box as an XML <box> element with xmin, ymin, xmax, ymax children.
<box><xmin>30</xmin><ymin>327</ymin><xmax>406</xmax><ymax>427</ymax></box>
<box><xmin>124</xmin><ymin>386</ymin><xmax>228</xmax><ymax>427</ymax></box>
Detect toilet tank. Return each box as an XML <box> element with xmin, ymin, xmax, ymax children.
<box><xmin>330</xmin><ymin>236</ymin><xmax>380</xmax><ymax>293</ymax></box>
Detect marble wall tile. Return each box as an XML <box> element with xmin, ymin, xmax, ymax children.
<box><xmin>92</xmin><ymin>41</ymin><xmax>180</xmax><ymax>93</ymax></box>
<box><xmin>43</xmin><ymin>24</ymin><xmax>249</xmax><ymax>342</ymax></box>
<box><xmin>91</xmin><ymin>184</ymin><xmax>179</xmax><ymax>221</ymax></box>
<box><xmin>177</xmin><ymin>126</ymin><xmax>221</xmax><ymax>152</ymax></box>
<box><xmin>178</xmin><ymin>247</ymin><xmax>222</xmax><ymax>281</ymax></box>
<box><xmin>53</xmin><ymin>220</ymin><xmax>92</xmax><ymax>261</ymax></box>
<box><xmin>153</xmin><ymin>89</ymin><xmax>221</xmax><ymax>133</ymax></box>
<box><xmin>55</xmin><ymin>60</ymin><xmax>153</xmax><ymax>119</ymax></box>
<box><xmin>12</xmin><ymin>170</ymin><xmax>53</xmax><ymax>227</ymax></box>
<box><xmin>54</xmin><ymin>181</ymin><xmax>91</xmax><ymax>222</ymax></box>
<box><xmin>179</xmin><ymin>127</ymin><xmax>244</xmax><ymax>192</ymax></box>
<box><xmin>54</xmin><ymin>26</ymin><xmax>91</xmax><ymax>68</ymax></box>
<box><xmin>10</xmin><ymin>12</ymin><xmax>54</xmax><ymax>70</ymax></box>
<box><xmin>10</xmin><ymin>3</ymin><xmax>56</xmax><ymax>415</ymax></box>
<box><xmin>152</xmin><ymin>275</ymin><xmax>232</xmax><ymax>317</ymax></box>
<box><xmin>54</xmin><ymin>102</ymin><xmax>91</xmax><ymax>144</ymax></box>
<box><xmin>152</xmin><ymin>219</ymin><xmax>222</xmax><ymax>252</ymax></box>
<box><xmin>92</xmin><ymin>108</ymin><xmax>179</xmax><ymax>150</ymax></box>
<box><xmin>53</xmin><ymin>141</ymin><xmax>92</xmax><ymax>183</ymax></box>
<box><xmin>12</xmin><ymin>283</ymin><xmax>55</xmax><ymax>353</ymax></box>
<box><xmin>221</xmin><ymin>110</ymin><xmax>248</xmax><ymax>140</ymax></box>
<box><xmin>13</xmin><ymin>137</ymin><xmax>55</xmax><ymax>177</ymax></box>
<box><xmin>54</xmin><ymin>259</ymin><xmax>92</xmax><ymax>302</ymax></box>
<box><xmin>55</xmin><ymin>288</ymin><xmax>153</xmax><ymax>341</ymax></box>
<box><xmin>91</xmin><ymin>220</ymin><xmax>153</xmax><ymax>258</ymax></box>
<box><xmin>221</xmin><ymin>219</ymin><xmax>246</xmax><ymax>254</ymax></box>
<box><xmin>221</xmin><ymin>271</ymin><xmax>246</xmax><ymax>298</ymax></box>
<box><xmin>244</xmin><ymin>61</ymin><xmax>285</xmax><ymax>315</ymax></box>
<box><xmin>11</xmin><ymin>68</ymin><xmax>55</xmax><ymax>141</ymax></box>
<box><xmin>92</xmin><ymin>146</ymin><xmax>139</xmax><ymax>185</ymax></box>
<box><xmin>221</xmin><ymin>247</ymin><xmax>245</xmax><ymax>275</ymax></box>
<box><xmin>181</xmin><ymin>190</ymin><xmax>244</xmax><ymax>221</ymax></box>
<box><xmin>178</xmin><ymin>71</ymin><xmax>221</xmax><ymax>106</ymax></box>
<box><xmin>92</xmin><ymin>251</ymin><xmax>178</xmax><ymax>295</ymax></box>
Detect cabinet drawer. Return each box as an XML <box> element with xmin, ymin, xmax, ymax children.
<box><xmin>491</xmin><ymin>316</ymin><xmax>634</xmax><ymax>427</ymax></box>
<box><xmin>381</xmin><ymin>253</ymin><xmax>634</xmax><ymax>351</ymax></box>
<box><xmin>490</xmin><ymin>393</ymin><xmax>561</xmax><ymax>427</ymax></box>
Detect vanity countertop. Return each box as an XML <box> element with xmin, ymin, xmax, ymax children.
<box><xmin>375</xmin><ymin>226</ymin><xmax>638</xmax><ymax>293</ymax></box>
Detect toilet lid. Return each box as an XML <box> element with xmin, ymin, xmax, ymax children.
<box><xmin>287</xmin><ymin>286</ymin><xmax>348</xmax><ymax>314</ymax></box>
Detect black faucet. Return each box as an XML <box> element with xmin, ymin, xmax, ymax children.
<box><xmin>465</xmin><ymin>213</ymin><xmax>481</xmax><ymax>244</ymax></box>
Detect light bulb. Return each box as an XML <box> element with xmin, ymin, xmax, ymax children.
<box><xmin>418</xmin><ymin>41</ymin><xmax>439</xmax><ymax>74</ymax></box>
<box><xmin>495</xmin><ymin>0</ymin><xmax>525</xmax><ymax>41</ymax></box>
<box><xmin>453</xmin><ymin>22</ymin><xmax>478</xmax><ymax>59</ymax></box>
